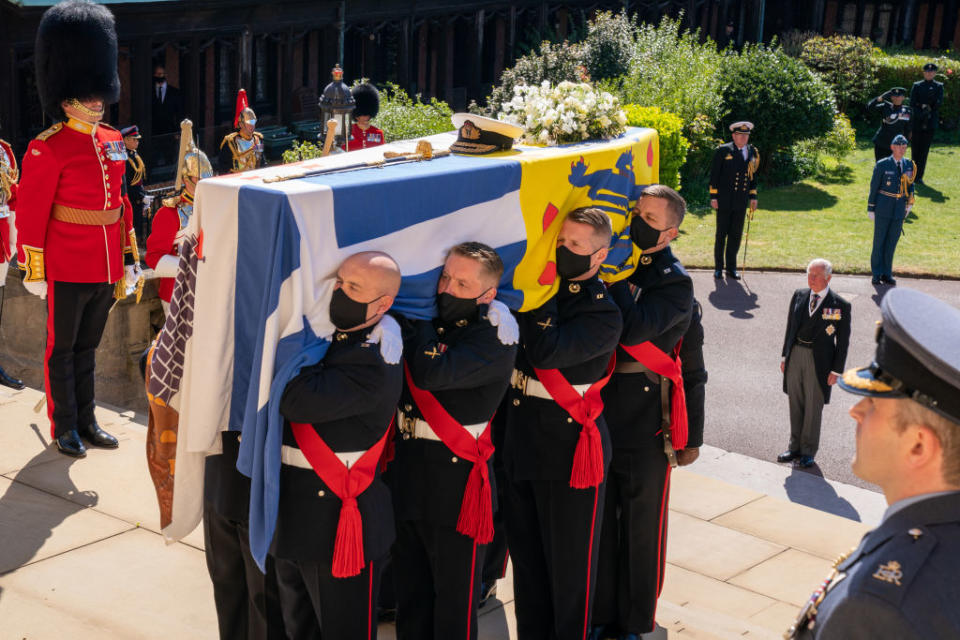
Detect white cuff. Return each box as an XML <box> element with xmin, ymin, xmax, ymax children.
<box><xmin>154</xmin><ymin>254</ymin><xmax>179</xmax><ymax>278</ymax></box>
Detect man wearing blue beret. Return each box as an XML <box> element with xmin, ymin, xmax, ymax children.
<box><xmin>867</xmin><ymin>135</ymin><xmax>915</xmax><ymax>286</ymax></box>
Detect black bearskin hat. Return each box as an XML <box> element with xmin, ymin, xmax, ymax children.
<box><xmin>351</xmin><ymin>83</ymin><xmax>380</xmax><ymax>119</ymax></box>
<box><xmin>35</xmin><ymin>1</ymin><xmax>121</xmax><ymax>120</ymax></box>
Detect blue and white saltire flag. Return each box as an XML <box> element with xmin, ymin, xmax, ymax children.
<box><xmin>150</xmin><ymin>128</ymin><xmax>659</xmax><ymax>569</ymax></box>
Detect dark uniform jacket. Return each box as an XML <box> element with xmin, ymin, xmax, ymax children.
<box><xmin>910</xmin><ymin>79</ymin><xmax>944</xmax><ymax>133</ymax></box>
<box><xmin>391</xmin><ymin>308</ymin><xmax>516</xmax><ymax>528</ymax></box>
<box><xmin>793</xmin><ymin>491</ymin><xmax>960</xmax><ymax>639</ymax></box>
<box><xmin>504</xmin><ymin>276</ymin><xmax>622</xmax><ymax>482</ymax></box>
<box><xmin>781</xmin><ymin>288</ymin><xmax>851</xmax><ymax>404</ymax></box>
<box><xmin>604</xmin><ymin>246</ymin><xmax>693</xmax><ymax>449</ymax></box>
<box><xmin>867</xmin><ymin>97</ymin><xmax>912</xmax><ymax>147</ymax></box>
<box><xmin>204</xmin><ymin>431</ymin><xmax>250</xmax><ymax>523</ymax></box>
<box><xmin>868</xmin><ymin>156</ymin><xmax>916</xmax><ymax>219</ymax></box>
<box><xmin>709</xmin><ymin>141</ymin><xmax>758</xmax><ymax>211</ymax></box>
<box><xmin>275</xmin><ymin>326</ymin><xmax>403</xmax><ymax>563</ymax></box>
<box><xmin>678</xmin><ymin>298</ymin><xmax>706</xmax><ymax>449</ymax></box>
<box><xmin>124</xmin><ymin>148</ymin><xmax>146</xmax><ymax>211</ymax></box>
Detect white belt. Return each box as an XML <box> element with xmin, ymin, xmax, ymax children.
<box><xmin>281</xmin><ymin>444</ymin><xmax>366</xmax><ymax>470</ymax></box>
<box><xmin>397</xmin><ymin>410</ymin><xmax>486</xmax><ymax>441</ymax></box>
<box><xmin>510</xmin><ymin>369</ymin><xmax>591</xmax><ymax>400</ymax></box>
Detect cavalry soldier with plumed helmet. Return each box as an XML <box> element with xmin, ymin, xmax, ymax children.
<box><xmin>219</xmin><ymin>89</ymin><xmax>265</xmax><ymax>174</ymax></box>
<box><xmin>786</xmin><ymin>288</ymin><xmax>960</xmax><ymax>639</ymax></box>
<box><xmin>15</xmin><ymin>0</ymin><xmax>143</xmax><ymax>458</ymax></box>
<box><xmin>709</xmin><ymin>121</ymin><xmax>759</xmax><ymax>280</ymax></box>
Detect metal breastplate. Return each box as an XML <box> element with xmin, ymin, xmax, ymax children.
<box><xmin>0</xmin><ymin>153</ymin><xmax>14</xmax><ymax>218</ymax></box>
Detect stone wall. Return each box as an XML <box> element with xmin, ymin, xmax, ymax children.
<box><xmin>0</xmin><ymin>270</ymin><xmax>163</xmax><ymax>414</ymax></box>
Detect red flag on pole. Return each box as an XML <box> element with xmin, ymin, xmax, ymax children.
<box><xmin>233</xmin><ymin>89</ymin><xmax>249</xmax><ymax>128</ymax></box>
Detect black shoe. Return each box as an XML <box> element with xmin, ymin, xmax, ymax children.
<box><xmin>0</xmin><ymin>364</ymin><xmax>24</xmax><ymax>390</ymax></box>
<box><xmin>588</xmin><ymin>626</ymin><xmax>613</xmax><ymax>640</ymax></box>
<box><xmin>794</xmin><ymin>455</ymin><xmax>816</xmax><ymax>469</ymax></box>
<box><xmin>726</xmin><ymin>269</ymin><xmax>742</xmax><ymax>280</ymax></box>
<box><xmin>882</xmin><ymin>275</ymin><xmax>897</xmax><ymax>286</ymax></box>
<box><xmin>777</xmin><ymin>450</ymin><xmax>799</xmax><ymax>463</ymax></box>
<box><xmin>79</xmin><ymin>422</ymin><xmax>119</xmax><ymax>449</ymax></box>
<box><xmin>714</xmin><ymin>269</ymin><xmax>723</xmax><ymax>279</ymax></box>
<box><xmin>479</xmin><ymin>581</ymin><xmax>498</xmax><ymax>609</ymax></box>
<box><xmin>871</xmin><ymin>277</ymin><xmax>882</xmax><ymax>285</ymax></box>
<box><xmin>56</xmin><ymin>430</ymin><xmax>87</xmax><ymax>458</ymax></box>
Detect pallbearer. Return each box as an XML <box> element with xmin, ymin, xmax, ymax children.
<box><xmin>16</xmin><ymin>0</ymin><xmax>142</xmax><ymax>457</ymax></box>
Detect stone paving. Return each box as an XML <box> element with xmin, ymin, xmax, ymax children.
<box><xmin>0</xmin><ymin>384</ymin><xmax>877</xmax><ymax>639</ymax></box>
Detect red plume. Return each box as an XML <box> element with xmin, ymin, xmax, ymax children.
<box><xmin>233</xmin><ymin>89</ymin><xmax>249</xmax><ymax>128</ymax></box>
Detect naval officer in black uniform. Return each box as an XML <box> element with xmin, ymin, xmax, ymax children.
<box><xmin>391</xmin><ymin>241</ymin><xmax>518</xmax><ymax>640</ymax></box>
<box><xmin>273</xmin><ymin>251</ymin><xmax>403</xmax><ymax>640</ymax></box>
<box><xmin>502</xmin><ymin>207</ymin><xmax>623</xmax><ymax>640</ymax></box>
<box><xmin>909</xmin><ymin>62</ymin><xmax>944</xmax><ymax>185</ymax></box>
<box><xmin>709</xmin><ymin>121</ymin><xmax>759</xmax><ymax>280</ymax></box>
<box><xmin>867</xmin><ymin>87</ymin><xmax>912</xmax><ymax>162</ymax></box>
<box><xmin>591</xmin><ymin>184</ymin><xmax>695</xmax><ymax>640</ymax></box>
<box><xmin>787</xmin><ymin>287</ymin><xmax>960</xmax><ymax>639</ymax></box>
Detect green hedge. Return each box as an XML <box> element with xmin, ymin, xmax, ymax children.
<box><xmin>800</xmin><ymin>35</ymin><xmax>878</xmax><ymax>113</ymax></box>
<box><xmin>872</xmin><ymin>53</ymin><xmax>960</xmax><ymax>128</ymax></box>
<box><xmin>622</xmin><ymin>105</ymin><xmax>689</xmax><ymax>190</ymax></box>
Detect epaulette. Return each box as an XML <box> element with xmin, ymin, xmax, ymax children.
<box><xmin>585</xmin><ymin>277</ymin><xmax>607</xmax><ymax>300</ymax></box>
<box><xmin>219</xmin><ymin>132</ymin><xmax>238</xmax><ymax>149</ymax></box>
<box><xmin>161</xmin><ymin>194</ymin><xmax>182</xmax><ymax>208</ymax></box>
<box><xmin>35</xmin><ymin>122</ymin><xmax>63</xmax><ymax>141</ymax></box>
<box><xmin>853</xmin><ymin>527</ymin><xmax>937</xmax><ymax>608</ymax></box>
<box><xmin>252</xmin><ymin>131</ymin><xmax>264</xmax><ymax>140</ymax></box>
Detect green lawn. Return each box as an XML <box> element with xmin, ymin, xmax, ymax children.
<box><xmin>673</xmin><ymin>141</ymin><xmax>960</xmax><ymax>277</ymax></box>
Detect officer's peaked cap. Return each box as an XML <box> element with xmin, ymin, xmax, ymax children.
<box><xmin>35</xmin><ymin>1</ymin><xmax>121</xmax><ymax>121</ymax></box>
<box><xmin>891</xmin><ymin>134</ymin><xmax>909</xmax><ymax>145</ymax></box>
<box><xmin>839</xmin><ymin>288</ymin><xmax>960</xmax><ymax>426</ymax></box>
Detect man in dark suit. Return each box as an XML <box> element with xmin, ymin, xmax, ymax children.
<box><xmin>151</xmin><ymin>64</ymin><xmax>183</xmax><ymax>167</ymax></box>
<box><xmin>709</xmin><ymin>121</ymin><xmax>759</xmax><ymax>280</ymax></box>
<box><xmin>909</xmin><ymin>62</ymin><xmax>944</xmax><ymax>185</ymax></box>
<box><xmin>787</xmin><ymin>287</ymin><xmax>960</xmax><ymax>639</ymax></box>
<box><xmin>778</xmin><ymin>259</ymin><xmax>851</xmax><ymax>468</ymax></box>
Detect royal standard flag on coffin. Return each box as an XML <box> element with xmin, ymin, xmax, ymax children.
<box><xmin>146</xmin><ymin>127</ymin><xmax>659</xmax><ymax>568</ymax></box>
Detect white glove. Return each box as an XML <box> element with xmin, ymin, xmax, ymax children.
<box><xmin>125</xmin><ymin>263</ymin><xmax>143</xmax><ymax>287</ymax></box>
<box><xmin>142</xmin><ymin>195</ymin><xmax>155</xmax><ymax>207</ymax></box>
<box><xmin>868</xmin><ymin>210</ymin><xmax>875</xmax><ymax>221</ymax></box>
<box><xmin>153</xmin><ymin>254</ymin><xmax>179</xmax><ymax>278</ymax></box>
<box><xmin>906</xmin><ymin>204</ymin><xmax>913</xmax><ymax>215</ymax></box>
<box><xmin>486</xmin><ymin>299</ymin><xmax>519</xmax><ymax>345</ymax></box>
<box><xmin>23</xmin><ymin>279</ymin><xmax>47</xmax><ymax>299</ymax></box>
<box><xmin>367</xmin><ymin>314</ymin><xmax>403</xmax><ymax>364</ymax></box>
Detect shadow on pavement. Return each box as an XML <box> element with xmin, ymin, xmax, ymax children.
<box><xmin>478</xmin><ymin>601</ymin><xmax>511</xmax><ymax>639</ymax></box>
<box><xmin>784</xmin><ymin>466</ymin><xmax>860</xmax><ymax>522</ymax></box>
<box><xmin>707</xmin><ymin>277</ymin><xmax>759</xmax><ymax>319</ymax></box>
<box><xmin>870</xmin><ymin>282</ymin><xmax>893</xmax><ymax>307</ymax></box>
<box><xmin>0</xmin><ymin>423</ymin><xmax>98</xmax><ymax>601</ymax></box>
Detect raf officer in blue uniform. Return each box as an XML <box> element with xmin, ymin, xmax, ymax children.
<box><xmin>867</xmin><ymin>134</ymin><xmax>915</xmax><ymax>286</ymax></box>
<box><xmin>909</xmin><ymin>62</ymin><xmax>944</xmax><ymax>185</ymax></box>
<box><xmin>786</xmin><ymin>287</ymin><xmax>960</xmax><ymax>639</ymax></box>
<box><xmin>866</xmin><ymin>87</ymin><xmax>911</xmax><ymax>162</ymax></box>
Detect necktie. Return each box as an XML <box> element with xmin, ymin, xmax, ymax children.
<box><xmin>157</xmin><ymin>86</ymin><xmax>161</xmax><ymax>100</ymax></box>
<box><xmin>810</xmin><ymin>293</ymin><xmax>820</xmax><ymax>315</ymax></box>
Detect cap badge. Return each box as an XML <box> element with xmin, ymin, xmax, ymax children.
<box><xmin>568</xmin><ymin>282</ymin><xmax>581</xmax><ymax>294</ymax></box>
<box><xmin>640</xmin><ymin>255</ymin><xmax>652</xmax><ymax>266</ymax></box>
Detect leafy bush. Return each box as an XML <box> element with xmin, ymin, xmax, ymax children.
<box><xmin>611</xmin><ymin>15</ymin><xmax>725</xmax><ymax>130</ymax></box>
<box><xmin>375</xmin><ymin>83</ymin><xmax>454</xmax><ymax>142</ymax></box>
<box><xmin>622</xmin><ymin>105</ymin><xmax>689</xmax><ymax>189</ymax></box>
<box><xmin>282</xmin><ymin>140</ymin><xmax>323</xmax><ymax>164</ymax></box>
<box><xmin>719</xmin><ymin>43</ymin><xmax>836</xmax><ymax>175</ymax></box>
<box><xmin>800</xmin><ymin>35</ymin><xmax>878</xmax><ymax>113</ymax></box>
<box><xmin>766</xmin><ymin>144</ymin><xmax>821</xmax><ymax>185</ymax></box>
<box><xmin>477</xmin><ymin>41</ymin><xmax>585</xmax><ymax>116</ymax></box>
<box><xmin>779</xmin><ymin>29</ymin><xmax>819</xmax><ymax>57</ymax></box>
<box><xmin>583</xmin><ymin>10</ymin><xmax>634</xmax><ymax>81</ymax></box>
<box><xmin>681</xmin><ymin>113</ymin><xmax>722</xmax><ymax>182</ymax></box>
<box><xmin>813</xmin><ymin>113</ymin><xmax>857</xmax><ymax>162</ymax></box>
<box><xmin>872</xmin><ymin>52</ymin><xmax>960</xmax><ymax>128</ymax></box>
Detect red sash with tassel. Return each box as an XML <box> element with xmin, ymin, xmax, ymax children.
<box><xmin>403</xmin><ymin>362</ymin><xmax>496</xmax><ymax>544</ymax></box>
<box><xmin>532</xmin><ymin>355</ymin><xmax>615</xmax><ymax>489</ymax></box>
<box><xmin>288</xmin><ymin>420</ymin><xmax>392</xmax><ymax>578</ymax></box>
<box><xmin>619</xmin><ymin>340</ymin><xmax>688</xmax><ymax>450</ymax></box>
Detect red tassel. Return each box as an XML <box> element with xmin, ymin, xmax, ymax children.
<box><xmin>569</xmin><ymin>422</ymin><xmax>604</xmax><ymax>489</ymax></box>
<box><xmin>456</xmin><ymin>462</ymin><xmax>494</xmax><ymax>544</ymax></box>
<box><xmin>331</xmin><ymin>497</ymin><xmax>365</xmax><ymax>578</ymax></box>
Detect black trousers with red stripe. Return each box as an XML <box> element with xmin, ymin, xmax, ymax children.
<box><xmin>504</xmin><ymin>476</ymin><xmax>606</xmax><ymax>640</ymax></box>
<box><xmin>393</xmin><ymin>519</ymin><xmax>485</xmax><ymax>640</ymax></box>
<box><xmin>44</xmin><ymin>281</ymin><xmax>114</xmax><ymax>438</ymax></box>
<box><xmin>274</xmin><ymin>556</ymin><xmax>383</xmax><ymax>640</ymax></box>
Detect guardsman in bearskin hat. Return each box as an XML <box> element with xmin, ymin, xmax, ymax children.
<box><xmin>15</xmin><ymin>0</ymin><xmax>143</xmax><ymax>458</ymax></box>
<box><xmin>120</xmin><ymin>124</ymin><xmax>148</xmax><ymax>242</ymax></box>
<box><xmin>345</xmin><ymin>82</ymin><xmax>384</xmax><ymax>151</ymax></box>
<box><xmin>145</xmin><ymin>120</ymin><xmax>211</xmax><ymax>317</ymax></box>
<box><xmin>786</xmin><ymin>288</ymin><xmax>960</xmax><ymax>639</ymax></box>
<box><xmin>219</xmin><ymin>88</ymin><xmax>265</xmax><ymax>173</ymax></box>
<box><xmin>0</xmin><ymin>133</ymin><xmax>25</xmax><ymax>390</ymax></box>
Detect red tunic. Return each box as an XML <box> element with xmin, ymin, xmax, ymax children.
<box><xmin>145</xmin><ymin>203</ymin><xmax>183</xmax><ymax>302</ymax></box>
<box><xmin>15</xmin><ymin>119</ymin><xmax>135</xmax><ymax>284</ymax></box>
<box><xmin>0</xmin><ymin>138</ymin><xmax>17</xmax><ymax>264</ymax></box>
<box><xmin>343</xmin><ymin>123</ymin><xmax>385</xmax><ymax>151</ymax></box>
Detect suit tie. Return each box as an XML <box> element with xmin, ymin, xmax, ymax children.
<box><xmin>810</xmin><ymin>293</ymin><xmax>820</xmax><ymax>315</ymax></box>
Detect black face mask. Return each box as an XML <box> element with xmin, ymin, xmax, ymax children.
<box><xmin>329</xmin><ymin>287</ymin><xmax>379</xmax><ymax>330</ymax></box>
<box><xmin>437</xmin><ymin>289</ymin><xmax>488</xmax><ymax>325</ymax></box>
<box><xmin>555</xmin><ymin>245</ymin><xmax>595</xmax><ymax>280</ymax></box>
<box><xmin>629</xmin><ymin>215</ymin><xmax>666</xmax><ymax>252</ymax></box>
